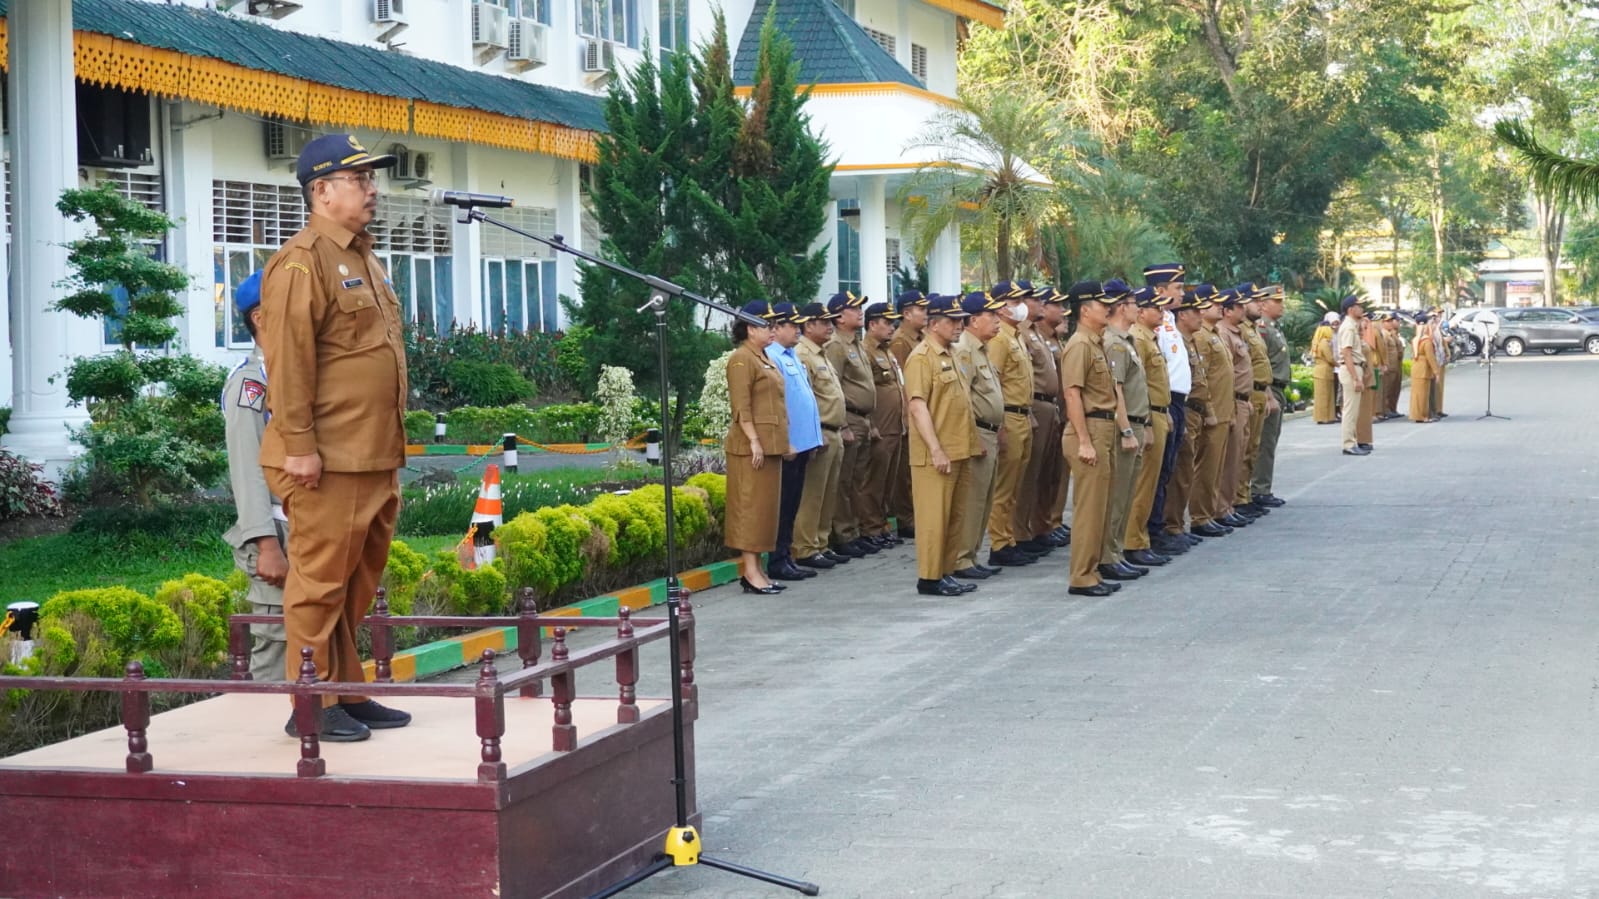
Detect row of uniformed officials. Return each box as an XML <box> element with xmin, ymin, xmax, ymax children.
<box><xmin>722</xmin><ymin>264</ymin><xmax>1297</xmax><ymax>598</ymax></box>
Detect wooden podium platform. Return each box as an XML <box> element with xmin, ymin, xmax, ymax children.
<box><xmin>0</xmin><ymin>604</ymin><xmax>700</xmax><ymax>899</ymax></box>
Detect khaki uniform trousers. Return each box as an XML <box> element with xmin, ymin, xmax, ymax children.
<box><xmin>1124</xmin><ymin>412</ymin><xmax>1169</xmax><ymax>551</ymax></box>
<box><xmin>1047</xmin><ymin>444</ymin><xmax>1071</xmax><ymax>532</ymax></box>
<box><xmin>955</xmin><ymin>429</ymin><xmax>1000</xmax><ymax>571</ymax></box>
<box><xmin>265</xmin><ymin>468</ymin><xmax>399</xmax><ymax>705</ymax></box>
<box><xmin>1219</xmin><ymin>399</ymin><xmax>1251</xmax><ymax>516</ymax></box>
<box><xmin>1064</xmin><ymin>419</ymin><xmax>1116</xmax><ymax>587</ymax></box>
<box><xmin>1190</xmin><ymin>420</ymin><xmax>1229</xmax><ymax>526</ymax></box>
<box><xmin>889</xmin><ymin>436</ymin><xmax>915</xmax><ymax>532</ymax></box>
<box><xmin>1101</xmin><ymin>440</ymin><xmax>1141</xmax><ymax>565</ymax></box>
<box><xmin>1436</xmin><ymin>361</ymin><xmax>1447</xmax><ymax>411</ymax></box>
<box><xmin>1251</xmin><ymin>389</ymin><xmax>1285</xmax><ymax>498</ymax></box>
<box><xmin>1162</xmin><ymin>410</ymin><xmax>1200</xmax><ymax>534</ymax></box>
<box><xmin>233</xmin><ymin>520</ymin><xmax>289</xmax><ymax>682</ymax></box>
<box><xmin>1338</xmin><ymin>370</ymin><xmax>1363</xmax><ymax>450</ymax></box>
<box><xmin>859</xmin><ymin>428</ymin><xmax>901</xmax><ymax>536</ymax></box>
<box><xmin>1357</xmin><ymin>384</ymin><xmax>1377</xmax><ymax>446</ymax></box>
<box><xmin>987</xmin><ymin>410</ymin><xmax>1033</xmax><ymax>551</ymax></box>
<box><xmin>911</xmin><ymin>458</ymin><xmax>970</xmax><ymax>580</ymax></box>
<box><xmin>793</xmin><ymin>427</ymin><xmax>844</xmax><ymax>558</ymax></box>
<box><xmin>1017</xmin><ymin>399</ymin><xmax>1062</xmax><ymax>539</ymax></box>
<box><xmin>1235</xmin><ymin>393</ymin><xmax>1267</xmax><ymax>507</ymax></box>
<box><xmin>1383</xmin><ymin>368</ymin><xmax>1402</xmax><ymax>416</ymax></box>
<box><xmin>830</xmin><ymin>414</ymin><xmax>872</xmax><ymax>544</ymax></box>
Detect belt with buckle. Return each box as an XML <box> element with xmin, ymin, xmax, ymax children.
<box><xmin>1085</xmin><ymin>409</ymin><xmax>1117</xmax><ymax>421</ymax></box>
<box><xmin>975</xmin><ymin>419</ymin><xmax>1001</xmax><ymax>433</ymax></box>
<box><xmin>846</xmin><ymin>404</ymin><xmax>871</xmax><ymax>417</ymax></box>
<box><xmin>1253</xmin><ymin>381</ymin><xmax>1268</xmax><ymax>391</ymax></box>
<box><xmin>1004</xmin><ymin>404</ymin><xmax>1031</xmax><ymax>415</ymax></box>
<box><xmin>1149</xmin><ymin>404</ymin><xmax>1168</xmax><ymax>414</ymax></box>
<box><xmin>821</xmin><ymin>423</ymin><xmax>841</xmax><ymax>432</ymax></box>
<box><xmin>1033</xmin><ymin>392</ymin><xmax>1058</xmax><ymax>403</ymax></box>
<box><xmin>1186</xmin><ymin>399</ymin><xmax>1206</xmax><ymax>413</ymax></box>
<box><xmin>1272</xmin><ymin>379</ymin><xmax>1289</xmax><ymax>389</ymax></box>
<box><xmin>1129</xmin><ymin>415</ymin><xmax>1150</xmax><ymax>426</ymax></box>
<box><xmin>1234</xmin><ymin>391</ymin><xmax>1251</xmax><ymax>402</ymax></box>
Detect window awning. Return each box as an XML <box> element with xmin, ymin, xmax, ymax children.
<box><xmin>0</xmin><ymin>0</ymin><xmax>607</xmax><ymax>162</ymax></box>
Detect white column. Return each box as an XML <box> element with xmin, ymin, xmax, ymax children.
<box><xmin>449</xmin><ymin>142</ymin><xmax>481</xmax><ymax>329</ymax></box>
<box><xmin>858</xmin><ymin>175</ymin><xmax>888</xmax><ymax>304</ymax></box>
<box><xmin>164</xmin><ymin>102</ymin><xmax>221</xmax><ymax>363</ymax></box>
<box><xmin>930</xmin><ymin>220</ymin><xmax>960</xmax><ymax>294</ymax></box>
<box><xmin>553</xmin><ymin>158</ymin><xmax>583</xmax><ymax>329</ymax></box>
<box><xmin>4</xmin><ymin>0</ymin><xmax>96</xmax><ymax>471</ymax></box>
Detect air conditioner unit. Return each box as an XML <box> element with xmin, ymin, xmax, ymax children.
<box><xmin>263</xmin><ymin>119</ymin><xmax>313</xmax><ymax>161</ymax></box>
<box><xmin>582</xmin><ymin>38</ymin><xmax>616</xmax><ymax>73</ymax></box>
<box><xmin>373</xmin><ymin>0</ymin><xmax>407</xmax><ymax>25</ymax></box>
<box><xmin>389</xmin><ymin>143</ymin><xmax>412</xmax><ymax>177</ymax></box>
<box><xmin>508</xmin><ymin>19</ymin><xmax>550</xmax><ymax>64</ymax></box>
<box><xmin>473</xmin><ymin>2</ymin><xmax>511</xmax><ymax>48</ymax></box>
<box><xmin>410</xmin><ymin>151</ymin><xmax>437</xmax><ymax>182</ymax></box>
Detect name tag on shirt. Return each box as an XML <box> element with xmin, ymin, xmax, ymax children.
<box><xmin>342</xmin><ymin>277</ymin><xmax>365</xmax><ymax>289</ymax></box>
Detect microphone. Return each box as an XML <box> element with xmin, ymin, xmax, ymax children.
<box><xmin>429</xmin><ymin>189</ymin><xmax>516</xmax><ymax>209</ymax></box>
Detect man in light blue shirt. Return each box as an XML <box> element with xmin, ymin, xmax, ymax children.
<box><xmin>765</xmin><ymin>302</ymin><xmax>823</xmax><ymax>581</ymax></box>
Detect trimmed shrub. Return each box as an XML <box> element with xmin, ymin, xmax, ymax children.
<box><xmin>530</xmin><ymin>402</ymin><xmax>602</xmax><ymax>444</ymax></box>
<box><xmin>441</xmin><ymin>404</ymin><xmax>542</xmax><ymax>446</ymax></box>
<box><xmin>0</xmin><ymin>448</ymin><xmax>64</xmax><ymax>521</ymax></box>
<box><xmin>443</xmin><ymin>360</ymin><xmax>536</xmax><ymax>408</ymax></box>
<box><xmin>38</xmin><ymin>587</ymin><xmax>184</xmax><ymax>674</ymax></box>
<box><xmin>685</xmin><ymin>472</ymin><xmax>726</xmax><ymax>518</ymax></box>
<box><xmin>404</xmin><ymin>410</ymin><xmax>437</xmax><ymax>444</ymax></box>
<box><xmin>381</xmin><ymin>539</ymin><xmax>428</xmax><ymax>616</ymax></box>
<box><xmin>151</xmin><ymin>574</ymin><xmax>233</xmax><ymax>678</ymax></box>
<box><xmin>496</xmin><ymin>512</ymin><xmax>557</xmax><ymax>595</ymax></box>
<box><xmin>422</xmin><ymin>551</ymin><xmax>508</xmax><ymax>616</ymax></box>
<box><xmin>585</xmin><ymin>492</ymin><xmax>655</xmax><ymax>564</ymax></box>
<box><xmin>632</xmin><ymin>484</ymin><xmax>710</xmax><ymax>542</ymax></box>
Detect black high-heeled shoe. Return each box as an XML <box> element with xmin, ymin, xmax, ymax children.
<box><xmin>740</xmin><ymin>577</ymin><xmax>783</xmax><ymax>595</ymax></box>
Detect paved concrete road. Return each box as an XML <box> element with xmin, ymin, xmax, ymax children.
<box><xmin>529</xmin><ymin>357</ymin><xmax>1599</xmax><ymax>898</ymax></box>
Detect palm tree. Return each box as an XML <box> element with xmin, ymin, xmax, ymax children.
<box><xmin>896</xmin><ymin>91</ymin><xmax>1055</xmax><ymax>281</ymax></box>
<box><xmin>1495</xmin><ymin>118</ymin><xmax>1599</xmax><ymax>210</ymax></box>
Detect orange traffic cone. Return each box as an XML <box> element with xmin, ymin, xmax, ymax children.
<box><xmin>466</xmin><ymin>465</ymin><xmax>503</xmax><ymax>568</ymax></box>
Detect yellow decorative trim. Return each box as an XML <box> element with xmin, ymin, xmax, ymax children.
<box><xmin>0</xmin><ymin>28</ymin><xmax>596</xmax><ymax>162</ymax></box>
<box><xmin>413</xmin><ymin>101</ymin><xmax>598</xmax><ymax>164</ymax></box>
<box><xmin>737</xmin><ymin>81</ymin><xmax>962</xmax><ymax>108</ymax></box>
<box><xmin>925</xmin><ymin>0</ymin><xmax>1005</xmax><ymax>28</ymax></box>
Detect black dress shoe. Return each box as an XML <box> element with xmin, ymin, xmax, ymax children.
<box><xmin>1039</xmin><ymin>531</ymin><xmax>1070</xmax><ymax>548</ymax></box>
<box><xmin>339</xmin><ymin>699</ymin><xmax>411</xmax><ymax>730</ymax></box>
<box><xmin>1126</xmin><ymin>550</ymin><xmax>1168</xmax><ymax>567</ymax></box>
<box><xmin>941</xmin><ymin>576</ymin><xmax>978</xmax><ymax>594</ymax></box>
<box><xmin>1258</xmin><ymin>494</ymin><xmax>1286</xmax><ymax>507</ymax></box>
<box><xmin>951</xmin><ymin>567</ymin><xmax>992</xmax><ymax>580</ymax></box>
<box><xmin>1067</xmin><ymin>583</ymin><xmax>1116</xmax><ymax>597</ymax></box>
<box><xmin>1116</xmin><ymin>561</ymin><xmax>1149</xmax><ymax>577</ymax></box>
<box><xmin>823</xmin><ymin>550</ymin><xmax>853</xmax><ymax>564</ymax></box>
<box><xmin>1358</xmin><ymin>443</ymin><xmax>1373</xmax><ymax>452</ymax></box>
<box><xmin>796</xmin><ymin>554</ymin><xmax>836</xmax><ymax>570</ymax></box>
<box><xmin>285</xmin><ymin>705</ymin><xmax>371</xmax><ymax>742</ymax></box>
<box><xmin>1220</xmin><ymin>513</ymin><xmax>1251</xmax><ymax>528</ymax></box>
<box><xmin>1192</xmin><ymin>522</ymin><xmax>1230</xmax><ymax>538</ymax></box>
<box><xmin>1099</xmin><ymin>563</ymin><xmax>1139</xmax><ymax>581</ymax></box>
<box><xmin>870</xmin><ymin>533</ymin><xmax>897</xmax><ymax>548</ymax></box>
<box><xmin>1052</xmin><ymin>525</ymin><xmax>1072</xmax><ymax>542</ymax></box>
<box><xmin>768</xmin><ymin>561</ymin><xmax>814</xmax><ymax>581</ymax></box>
<box><xmin>976</xmin><ymin>564</ymin><xmax>1003</xmax><ymax>575</ymax></box>
<box><xmin>897</xmin><ymin>525</ymin><xmax>916</xmax><ymax>540</ymax></box>
<box><xmin>916</xmin><ymin>578</ymin><xmax>964</xmax><ymax>596</ymax></box>
<box><xmin>1153</xmin><ymin>535</ymin><xmax>1189</xmax><ymax>555</ymax></box>
<box><xmin>1016</xmin><ymin>539</ymin><xmax>1052</xmax><ymax>554</ymax></box>
<box><xmin>988</xmin><ymin>546</ymin><xmax>1037</xmax><ymax>567</ymax></box>
<box><xmin>1236</xmin><ymin>504</ymin><xmax>1266</xmax><ymax>518</ymax></box>
<box><xmin>740</xmin><ymin>577</ymin><xmax>783</xmax><ymax>595</ymax></box>
<box><xmin>831</xmin><ymin>542</ymin><xmax>866</xmax><ymax>559</ymax></box>
<box><xmin>848</xmin><ymin>537</ymin><xmax>881</xmax><ymax>555</ymax></box>
<box><xmin>1342</xmin><ymin>447</ymin><xmax>1370</xmax><ymax>456</ymax></box>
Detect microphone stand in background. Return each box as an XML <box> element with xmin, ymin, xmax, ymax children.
<box><xmin>453</xmin><ymin>202</ymin><xmax>821</xmax><ymax>899</ymax></box>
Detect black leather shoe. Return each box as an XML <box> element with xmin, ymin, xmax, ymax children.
<box><xmin>1342</xmin><ymin>447</ymin><xmax>1370</xmax><ymax>456</ymax></box>
<box><xmin>1192</xmin><ymin>522</ymin><xmax>1230</xmax><ymax>538</ymax></box>
<box><xmin>1016</xmin><ymin>539</ymin><xmax>1052</xmax><ymax>555</ymax></box>
<box><xmin>976</xmin><ymin>563</ymin><xmax>1003</xmax><ymax>575</ymax></box>
<box><xmin>897</xmin><ymin>525</ymin><xmax>917</xmax><ymax>540</ymax></box>
<box><xmin>1067</xmin><ymin>583</ymin><xmax>1115</xmax><ymax>597</ymax></box>
<box><xmin>916</xmin><ymin>577</ymin><xmax>964</xmax><ymax>596</ymax></box>
<box><xmin>1126</xmin><ymin>550</ymin><xmax>1168</xmax><ymax>567</ymax></box>
<box><xmin>869</xmin><ymin>533</ymin><xmax>897</xmax><ymax>549</ymax></box>
<box><xmin>1099</xmin><ymin>563</ymin><xmax>1139</xmax><ymax>581</ymax></box>
<box><xmin>1051</xmin><ymin>525</ymin><xmax>1072</xmax><ymax>542</ymax></box>
<box><xmin>1237</xmin><ymin>503</ymin><xmax>1268</xmax><ymax>516</ymax></box>
<box><xmin>740</xmin><ymin>577</ymin><xmax>783</xmax><ymax>595</ymax></box>
<box><xmin>1117</xmin><ymin>561</ymin><xmax>1150</xmax><ymax>577</ymax></box>
<box><xmin>822</xmin><ymin>550</ymin><xmax>853</xmax><ymax>564</ymax></box>
<box><xmin>848</xmin><ymin>537</ymin><xmax>881</xmax><ymax>555</ymax></box>
<box><xmin>951</xmin><ymin>567</ymin><xmax>992</xmax><ymax>580</ymax></box>
<box><xmin>1256</xmin><ymin>494</ymin><xmax>1286</xmax><ymax>508</ymax></box>
<box><xmin>796</xmin><ymin>554</ymin><xmax>836</xmax><ymax>569</ymax></box>
<box><xmin>768</xmin><ymin>561</ymin><xmax>816</xmax><ymax>581</ymax></box>
<box><xmin>1358</xmin><ymin>443</ymin><xmax>1374</xmax><ymax>452</ymax></box>
<box><xmin>940</xmin><ymin>576</ymin><xmax>978</xmax><ymax>594</ymax></box>
<box><xmin>1183</xmin><ymin>532</ymin><xmax>1203</xmax><ymax>545</ymax></box>
<box><xmin>1220</xmin><ymin>513</ymin><xmax>1251</xmax><ymax>528</ymax></box>
<box><xmin>1039</xmin><ymin>531</ymin><xmax>1070</xmax><ymax>548</ymax></box>
<box><xmin>1153</xmin><ymin>535</ymin><xmax>1189</xmax><ymax>555</ymax></box>
<box><xmin>339</xmin><ymin>699</ymin><xmax>412</xmax><ymax>730</ymax></box>
<box><xmin>831</xmin><ymin>542</ymin><xmax>866</xmax><ymax>559</ymax></box>
<box><xmin>988</xmin><ymin>546</ymin><xmax>1037</xmax><ymax>567</ymax></box>
<box><xmin>285</xmin><ymin>705</ymin><xmax>372</xmax><ymax>742</ymax></box>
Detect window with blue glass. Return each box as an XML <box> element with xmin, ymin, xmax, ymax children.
<box><xmin>579</xmin><ymin>0</ymin><xmax>639</xmax><ymax>47</ymax></box>
<box><xmin>483</xmin><ymin>258</ymin><xmax>560</xmax><ymax>333</ymax></box>
<box><xmin>837</xmin><ymin>199</ymin><xmax>861</xmax><ymax>296</ymax></box>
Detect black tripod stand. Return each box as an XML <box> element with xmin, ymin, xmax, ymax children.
<box><xmin>1477</xmin><ymin>345</ymin><xmax>1509</xmax><ymax>421</ymax></box>
<box><xmin>456</xmin><ymin>205</ymin><xmax>820</xmax><ymax>899</ymax></box>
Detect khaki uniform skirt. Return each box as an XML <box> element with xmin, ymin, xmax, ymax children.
<box><xmin>724</xmin><ymin>456</ymin><xmax>783</xmax><ymax>553</ymax></box>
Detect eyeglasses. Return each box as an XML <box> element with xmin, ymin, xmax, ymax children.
<box><xmin>323</xmin><ymin>172</ymin><xmax>377</xmax><ymax>186</ymax></box>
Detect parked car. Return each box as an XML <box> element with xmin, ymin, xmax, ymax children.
<box><xmin>1492</xmin><ymin>307</ymin><xmax>1599</xmax><ymax>356</ymax></box>
<box><xmin>1449</xmin><ymin>308</ymin><xmax>1496</xmax><ymax>357</ymax></box>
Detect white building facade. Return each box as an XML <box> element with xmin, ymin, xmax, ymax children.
<box><xmin>2</xmin><ymin>0</ymin><xmax>998</xmax><ymax>466</ymax></box>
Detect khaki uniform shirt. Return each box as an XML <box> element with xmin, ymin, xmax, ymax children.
<box><xmin>825</xmin><ymin>329</ymin><xmax>877</xmax><ymax>417</ymax></box>
<box><xmin>798</xmin><ymin>335</ymin><xmax>846</xmax><ymax>428</ymax></box>
<box><xmin>1260</xmin><ymin>317</ymin><xmax>1292</xmax><ymax>383</ymax></box>
<box><xmin>903</xmin><ymin>337</ymin><xmax>975</xmax><ymax>466</ymax></box>
<box><xmin>1182</xmin><ymin>331</ymin><xmax>1211</xmax><ymax>413</ymax></box>
<box><xmin>1243</xmin><ymin>321</ymin><xmax>1272</xmax><ymax>388</ymax></box>
<box><xmin>1130</xmin><ymin>322</ymin><xmax>1172</xmax><ymax>409</ymax></box>
<box><xmin>989</xmin><ymin>319</ymin><xmax>1035</xmax><ymax>410</ymax></box>
<box><xmin>1383</xmin><ymin>329</ymin><xmax>1405</xmax><ymax>372</ymax></box>
<box><xmin>222</xmin><ymin>346</ymin><xmax>282</xmax><ymax>550</ymax></box>
<box><xmin>1107</xmin><ymin>326</ymin><xmax>1149</xmax><ymax>420</ymax></box>
<box><xmin>1026</xmin><ymin>323</ymin><xmax>1060</xmax><ymax>401</ymax></box>
<box><xmin>1198</xmin><ymin>323</ymin><xmax>1235</xmax><ymax>424</ymax></box>
<box><xmin>725</xmin><ymin>343</ymin><xmax>790</xmax><ymax>456</ymax></box>
<box><xmin>1060</xmin><ymin>328</ymin><xmax>1117</xmax><ymax>433</ymax></box>
<box><xmin>954</xmin><ymin>330</ymin><xmax>1004</xmax><ymax>435</ymax></box>
<box><xmin>259</xmin><ymin>213</ymin><xmax>408</xmax><ymax>471</ymax></box>
<box><xmin>1336</xmin><ymin>317</ymin><xmax>1366</xmax><ymax>368</ymax></box>
<box><xmin>889</xmin><ymin>323</ymin><xmax>923</xmax><ymax>368</ymax></box>
<box><xmin>1219</xmin><ymin>320</ymin><xmax>1253</xmax><ymax>397</ymax></box>
<box><xmin>865</xmin><ymin>334</ymin><xmax>905</xmax><ymax>439</ymax></box>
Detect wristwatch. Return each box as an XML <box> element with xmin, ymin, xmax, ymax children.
<box><xmin>1120</xmin><ymin>428</ymin><xmax>1134</xmax><ymax>438</ymax></box>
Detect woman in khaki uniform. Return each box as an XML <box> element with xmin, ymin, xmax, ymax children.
<box><xmin>724</xmin><ymin>302</ymin><xmax>790</xmax><ymax>594</ymax></box>
<box><xmin>1311</xmin><ymin>315</ymin><xmax>1339</xmax><ymax>423</ymax></box>
<box><xmin>1409</xmin><ymin>313</ymin><xmax>1439</xmax><ymax>422</ymax></box>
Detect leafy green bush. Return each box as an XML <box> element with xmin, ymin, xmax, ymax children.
<box><xmin>632</xmin><ymin>483</ymin><xmax>710</xmax><ymax>541</ymax></box>
<box><xmin>531</xmin><ymin>402</ymin><xmax>603</xmax><ymax>444</ymax></box>
<box><xmin>404</xmin><ymin>410</ymin><xmax>437</xmax><ymax>444</ymax></box>
<box><xmin>38</xmin><ymin>586</ymin><xmax>185</xmax><ymax>675</ymax></box>
<box><xmin>405</xmin><ymin>322</ymin><xmax>575</xmax><ymax>410</ymax></box>
<box><xmin>685</xmin><ymin>472</ymin><xmax>727</xmax><ymax>518</ymax></box>
<box><xmin>496</xmin><ymin>512</ymin><xmax>557</xmax><ymax>595</ymax></box>
<box><xmin>440</xmin><ymin>404</ymin><xmax>541</xmax><ymax>446</ymax></box>
<box><xmin>419</xmin><ymin>551</ymin><xmax>508</xmax><ymax>616</ymax></box>
<box><xmin>72</xmin><ymin>498</ymin><xmax>235</xmax><ymax>541</ymax></box>
<box><xmin>0</xmin><ymin>448</ymin><xmax>64</xmax><ymax>521</ymax></box>
<box><xmin>0</xmin><ymin>405</ymin><xmax>10</xmax><ymax>437</ymax></box>
<box><xmin>151</xmin><ymin>574</ymin><xmax>232</xmax><ymax>678</ymax></box>
<box><xmin>443</xmin><ymin>360</ymin><xmax>536</xmax><ymax>407</ymax></box>
<box><xmin>381</xmin><ymin>539</ymin><xmax>428</xmax><ymax>616</ymax></box>
<box><xmin>555</xmin><ymin>324</ymin><xmax>594</xmax><ymax>392</ymax></box>
<box><xmin>585</xmin><ymin>492</ymin><xmax>656</xmax><ymax>564</ymax></box>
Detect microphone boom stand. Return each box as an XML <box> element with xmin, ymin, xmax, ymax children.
<box><xmin>456</xmin><ymin>206</ymin><xmax>820</xmax><ymax>898</ymax></box>
<box><xmin>1477</xmin><ymin>337</ymin><xmax>1509</xmax><ymax>421</ymax></box>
